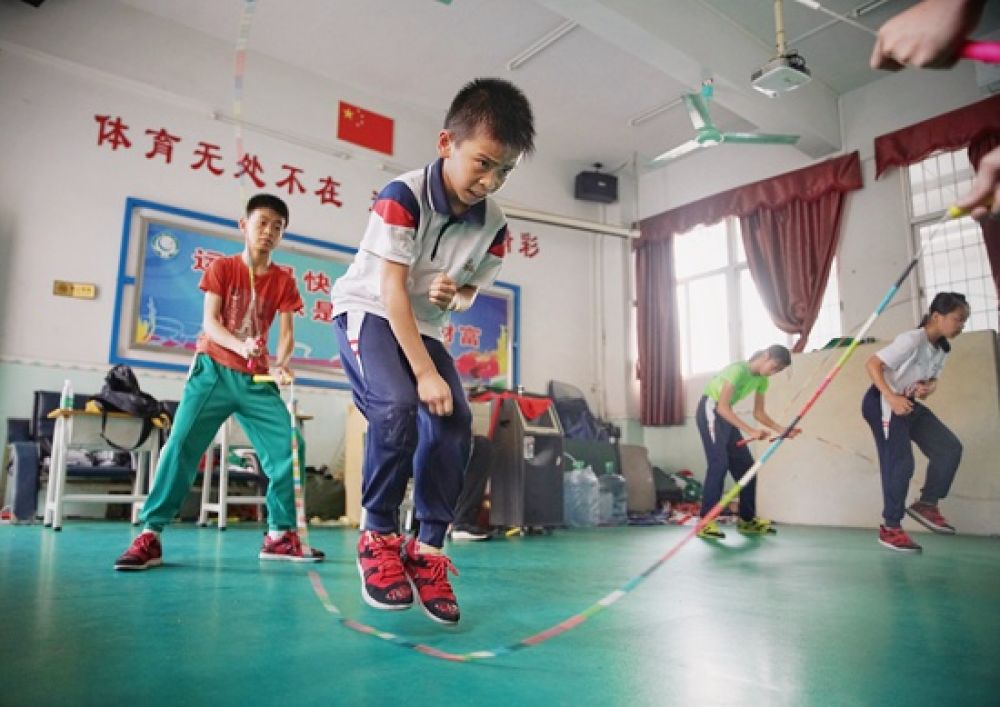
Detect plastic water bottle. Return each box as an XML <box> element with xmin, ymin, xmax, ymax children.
<box><xmin>598</xmin><ymin>461</ymin><xmax>628</xmax><ymax>525</ymax></box>
<box><xmin>598</xmin><ymin>480</ymin><xmax>614</xmax><ymax>525</ymax></box>
<box><xmin>60</xmin><ymin>379</ymin><xmax>74</xmax><ymax>410</ymax></box>
<box><xmin>564</xmin><ymin>460</ymin><xmax>599</xmax><ymax>527</ymax></box>
<box><xmin>581</xmin><ymin>465</ymin><xmax>599</xmax><ymax>526</ymax></box>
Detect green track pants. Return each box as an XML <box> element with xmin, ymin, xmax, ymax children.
<box><xmin>140</xmin><ymin>354</ymin><xmax>304</xmax><ymax>531</ymax></box>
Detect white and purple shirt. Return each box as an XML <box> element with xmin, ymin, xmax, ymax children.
<box><xmin>331</xmin><ymin>158</ymin><xmax>508</xmax><ymax>340</ymax></box>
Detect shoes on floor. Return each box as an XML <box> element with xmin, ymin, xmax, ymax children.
<box><xmin>402</xmin><ymin>537</ymin><xmax>460</xmax><ymax>625</ymax></box>
<box><xmin>449</xmin><ymin>525</ymin><xmax>492</xmax><ymax>542</ymax></box>
<box><xmin>905</xmin><ymin>502</ymin><xmax>956</xmax><ymax>535</ymax></box>
<box><xmin>878</xmin><ymin>525</ymin><xmax>922</xmax><ymax>553</ymax></box>
<box><xmin>356</xmin><ymin>531</ymin><xmax>413</xmax><ymax>610</ymax></box>
<box><xmin>259</xmin><ymin>530</ymin><xmax>325</xmax><ymax>563</ymax></box>
<box><xmin>697</xmin><ymin>520</ymin><xmax>726</xmax><ymax>540</ymax></box>
<box><xmin>737</xmin><ymin>517</ymin><xmax>777</xmax><ymax>535</ymax></box>
<box><xmin>114</xmin><ymin>531</ymin><xmax>163</xmax><ymax>571</ymax></box>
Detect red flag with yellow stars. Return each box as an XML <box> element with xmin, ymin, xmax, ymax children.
<box><xmin>337</xmin><ymin>101</ymin><xmax>394</xmax><ymax>155</ymax></box>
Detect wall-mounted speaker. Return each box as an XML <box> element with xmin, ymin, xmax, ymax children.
<box><xmin>574</xmin><ymin>166</ymin><xmax>618</xmax><ymax>204</ymax></box>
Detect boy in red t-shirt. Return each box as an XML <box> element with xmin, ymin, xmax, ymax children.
<box><xmin>115</xmin><ymin>194</ymin><xmax>324</xmax><ymax>570</ymax></box>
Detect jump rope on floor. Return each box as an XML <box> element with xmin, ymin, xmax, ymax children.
<box><xmin>231</xmin><ymin>0</ymin><xmax>993</xmax><ymax>662</ymax></box>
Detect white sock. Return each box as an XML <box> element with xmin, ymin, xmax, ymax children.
<box><xmin>268</xmin><ymin>529</ymin><xmax>288</xmax><ymax>540</ymax></box>
<box><xmin>141</xmin><ymin>529</ymin><xmax>160</xmax><ymax>539</ymax></box>
<box><xmin>417</xmin><ymin>541</ymin><xmax>443</xmax><ymax>555</ymax></box>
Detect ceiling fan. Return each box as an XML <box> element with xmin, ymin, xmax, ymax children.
<box><xmin>650</xmin><ymin>82</ymin><xmax>800</xmax><ymax>164</ymax></box>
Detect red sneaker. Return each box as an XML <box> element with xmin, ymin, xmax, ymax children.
<box><xmin>114</xmin><ymin>532</ymin><xmax>163</xmax><ymax>571</ymax></box>
<box><xmin>906</xmin><ymin>503</ymin><xmax>956</xmax><ymax>535</ymax></box>
<box><xmin>878</xmin><ymin>525</ymin><xmax>922</xmax><ymax>553</ymax></box>
<box><xmin>259</xmin><ymin>531</ymin><xmax>325</xmax><ymax>563</ymax></box>
<box><xmin>403</xmin><ymin>537</ymin><xmax>460</xmax><ymax>625</ymax></box>
<box><xmin>357</xmin><ymin>531</ymin><xmax>413</xmax><ymax>610</ymax></box>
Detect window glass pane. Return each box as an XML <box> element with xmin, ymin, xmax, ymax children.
<box><xmin>953</xmin><ymin>149</ymin><xmax>971</xmax><ymax>174</ymax></box>
<box><xmin>908</xmin><ymin>148</ymin><xmax>993</xmax><ymax>334</ymax></box>
<box><xmin>734</xmin><ymin>226</ymin><xmax>746</xmax><ymax>264</ymax></box>
<box><xmin>677</xmin><ymin>283</ymin><xmax>690</xmax><ymax>376</ymax></box>
<box><xmin>674</xmin><ymin>221</ymin><xmax>727</xmax><ymax>279</ymax></box>
<box><xmin>686</xmin><ymin>273</ymin><xmax>730</xmax><ymax>375</ymax></box>
<box><xmin>739</xmin><ymin>269</ymin><xmax>787</xmax><ymax>359</ymax></box>
<box><xmin>809</xmin><ymin>259</ymin><xmax>842</xmax><ymax>350</ymax></box>
<box><xmin>914</xmin><ymin>211</ymin><xmax>994</xmax><ymax>334</ymax></box>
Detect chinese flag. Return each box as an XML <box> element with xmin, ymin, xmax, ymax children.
<box><xmin>337</xmin><ymin>101</ymin><xmax>394</xmax><ymax>155</ymax></box>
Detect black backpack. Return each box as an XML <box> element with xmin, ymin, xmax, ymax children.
<box><xmin>89</xmin><ymin>365</ymin><xmax>169</xmax><ymax>451</ymax></box>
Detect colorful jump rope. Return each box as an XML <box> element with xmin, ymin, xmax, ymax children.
<box><xmin>302</xmin><ymin>206</ymin><xmax>968</xmax><ymax>662</ymax></box>
<box><xmin>231</xmin><ymin>0</ymin><xmax>993</xmax><ymax>664</ymax></box>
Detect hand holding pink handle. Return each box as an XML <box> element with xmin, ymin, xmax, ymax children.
<box><xmin>959</xmin><ymin>40</ymin><xmax>1000</xmax><ymax>64</ymax></box>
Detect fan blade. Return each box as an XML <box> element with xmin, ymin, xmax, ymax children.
<box><xmin>720</xmin><ymin>132</ymin><xmax>799</xmax><ymax>145</ymax></box>
<box><xmin>682</xmin><ymin>93</ymin><xmax>715</xmax><ymax>132</ymax></box>
<box><xmin>650</xmin><ymin>139</ymin><xmax>709</xmax><ymax>163</ymax></box>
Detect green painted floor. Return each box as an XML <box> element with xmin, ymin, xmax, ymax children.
<box><xmin>1</xmin><ymin>521</ymin><xmax>998</xmax><ymax>706</ymax></box>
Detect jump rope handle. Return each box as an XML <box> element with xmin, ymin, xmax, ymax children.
<box><xmin>959</xmin><ymin>40</ymin><xmax>1000</xmax><ymax>65</ymax></box>
<box><xmin>736</xmin><ymin>437</ymin><xmax>774</xmax><ymax>448</ymax></box>
<box><xmin>251</xmin><ymin>374</ymin><xmax>295</xmax><ymax>385</ymax></box>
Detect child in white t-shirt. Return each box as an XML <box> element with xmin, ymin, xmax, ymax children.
<box><xmin>862</xmin><ymin>292</ymin><xmax>970</xmax><ymax>553</ymax></box>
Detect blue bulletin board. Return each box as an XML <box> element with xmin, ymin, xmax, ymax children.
<box><xmin>110</xmin><ymin>198</ymin><xmax>520</xmax><ymax>389</ymax></box>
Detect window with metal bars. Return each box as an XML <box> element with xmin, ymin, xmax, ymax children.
<box><xmin>907</xmin><ymin>149</ymin><xmax>996</xmax><ymax>332</ymax></box>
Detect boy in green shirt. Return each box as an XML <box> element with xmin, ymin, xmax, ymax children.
<box><xmin>697</xmin><ymin>345</ymin><xmax>800</xmax><ymax>539</ymax></box>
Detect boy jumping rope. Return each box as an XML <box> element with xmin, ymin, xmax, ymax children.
<box><xmin>331</xmin><ymin>78</ymin><xmax>534</xmax><ymax>624</ymax></box>
<box><xmin>697</xmin><ymin>345</ymin><xmax>801</xmax><ymax>540</ymax></box>
<box><xmin>115</xmin><ymin>194</ymin><xmax>324</xmax><ymax>569</ymax></box>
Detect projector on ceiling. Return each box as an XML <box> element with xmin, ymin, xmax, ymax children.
<box><xmin>751</xmin><ymin>53</ymin><xmax>811</xmax><ymax>97</ymax></box>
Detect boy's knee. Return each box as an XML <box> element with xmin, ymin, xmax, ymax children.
<box><xmin>944</xmin><ymin>438</ymin><xmax>962</xmax><ymax>464</ymax></box>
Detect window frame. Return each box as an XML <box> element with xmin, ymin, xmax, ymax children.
<box><xmin>673</xmin><ymin>217</ymin><xmax>842</xmax><ymax>378</ymax></box>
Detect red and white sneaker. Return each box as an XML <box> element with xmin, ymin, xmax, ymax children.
<box><xmin>114</xmin><ymin>532</ymin><xmax>163</xmax><ymax>571</ymax></box>
<box><xmin>878</xmin><ymin>525</ymin><xmax>922</xmax><ymax>553</ymax></box>
<box><xmin>259</xmin><ymin>531</ymin><xmax>325</xmax><ymax>563</ymax></box>
<box><xmin>403</xmin><ymin>537</ymin><xmax>460</xmax><ymax>625</ymax></box>
<box><xmin>906</xmin><ymin>502</ymin><xmax>956</xmax><ymax>535</ymax></box>
<box><xmin>357</xmin><ymin>531</ymin><xmax>413</xmax><ymax>610</ymax></box>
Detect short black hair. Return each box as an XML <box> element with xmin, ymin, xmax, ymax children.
<box><xmin>246</xmin><ymin>193</ymin><xmax>289</xmax><ymax>227</ymax></box>
<box><xmin>752</xmin><ymin>344</ymin><xmax>792</xmax><ymax>367</ymax></box>
<box><xmin>444</xmin><ymin>78</ymin><xmax>535</xmax><ymax>156</ymax></box>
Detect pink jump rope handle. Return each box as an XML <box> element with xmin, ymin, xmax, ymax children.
<box><xmin>959</xmin><ymin>40</ymin><xmax>1000</xmax><ymax>64</ymax></box>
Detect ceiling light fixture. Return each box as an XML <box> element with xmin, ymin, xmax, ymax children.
<box><xmin>507</xmin><ymin>19</ymin><xmax>578</xmax><ymax>71</ymax></box>
<box><xmin>627</xmin><ymin>96</ymin><xmax>684</xmax><ymax>128</ymax></box>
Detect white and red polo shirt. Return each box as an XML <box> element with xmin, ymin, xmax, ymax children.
<box><xmin>331</xmin><ymin>158</ymin><xmax>508</xmax><ymax>340</ymax></box>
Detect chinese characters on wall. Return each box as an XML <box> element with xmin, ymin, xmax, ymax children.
<box><xmin>95</xmin><ymin>113</ymin><xmax>541</xmax><ymax>257</ymax></box>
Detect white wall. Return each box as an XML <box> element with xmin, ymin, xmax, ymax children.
<box><xmin>0</xmin><ymin>0</ymin><xmax>630</xmax><ymax>469</ymax></box>
<box><xmin>635</xmin><ymin>62</ymin><xmax>999</xmax><ymax>533</ymax></box>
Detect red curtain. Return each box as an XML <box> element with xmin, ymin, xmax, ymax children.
<box><xmin>635</xmin><ymin>152</ymin><xmax>862</xmax><ymax>425</ymax></box>
<box><xmin>874</xmin><ymin>94</ymin><xmax>1000</xmax><ymax>179</ymax></box>
<box><xmin>634</xmin><ymin>237</ymin><xmax>684</xmax><ymax>425</ymax></box>
<box><xmin>968</xmin><ymin>132</ymin><xmax>1000</xmax><ymax>327</ymax></box>
<box><xmin>739</xmin><ymin>188</ymin><xmax>848</xmax><ymax>352</ymax></box>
